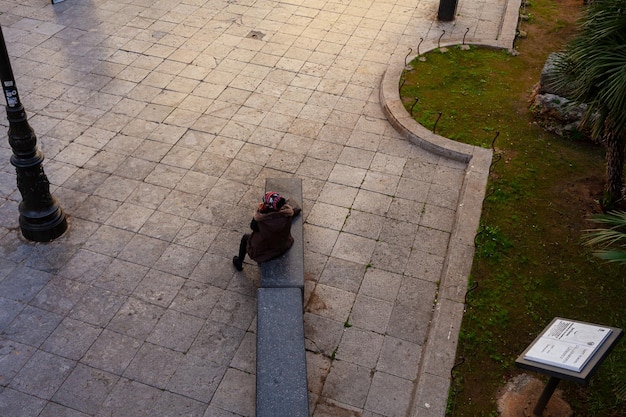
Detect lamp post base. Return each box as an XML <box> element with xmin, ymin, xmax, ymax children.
<box><xmin>20</xmin><ymin>207</ymin><xmax>67</xmax><ymax>242</ymax></box>
<box><xmin>437</xmin><ymin>0</ymin><xmax>458</xmax><ymax>21</ymax></box>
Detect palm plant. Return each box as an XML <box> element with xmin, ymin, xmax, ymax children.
<box><xmin>553</xmin><ymin>0</ymin><xmax>626</xmax><ymax>209</ymax></box>
<box><xmin>583</xmin><ymin>211</ymin><xmax>626</xmax><ymax>265</ymax></box>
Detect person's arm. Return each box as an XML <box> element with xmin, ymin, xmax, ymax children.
<box><xmin>250</xmin><ymin>218</ymin><xmax>259</xmax><ymax>231</ymax></box>
<box><xmin>287</xmin><ymin>199</ymin><xmax>301</xmax><ymax>216</ymax></box>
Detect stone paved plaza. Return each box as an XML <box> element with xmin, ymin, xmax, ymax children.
<box><xmin>0</xmin><ymin>0</ymin><xmax>517</xmax><ymax>416</ymax></box>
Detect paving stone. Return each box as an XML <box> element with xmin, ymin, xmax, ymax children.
<box><xmin>303</xmin><ymin>312</ymin><xmax>344</xmax><ymax>357</ymax></box>
<box><xmin>313</xmin><ymin>399</ymin><xmax>364</xmax><ymax>417</ymax></box>
<box><xmin>336</xmin><ymin>326</ymin><xmax>384</xmax><ymax>368</ymax></box>
<box><xmin>153</xmin><ymin>391</ymin><xmax>208</xmax><ymax>417</ymax></box>
<box><xmin>167</xmin><ymin>354</ymin><xmax>227</xmax><ymax>403</ymax></box>
<box><xmin>321</xmin><ymin>360</ymin><xmax>372</xmax><ymax>409</ymax></box>
<box><xmin>22</xmin><ymin>242</ymin><xmax>80</xmax><ymax>274</ymax></box>
<box><xmin>0</xmin><ymin>298</ymin><xmax>23</xmax><ymax>333</ymax></box>
<box><xmin>231</xmin><ymin>330</ymin><xmax>256</xmax><ymax>374</ymax></box>
<box><xmin>352</xmin><ymin>189</ymin><xmax>393</xmax><ymax>216</ymax></box>
<box><xmin>190</xmin><ymin>252</ymin><xmax>235</xmax><ymax>288</ymax></box>
<box><xmin>174</xmin><ymin>220</ymin><xmax>220</xmax><ymax>251</ymax></box>
<box><xmin>146</xmin><ymin>309</ymin><xmax>204</xmax><ymax>352</ymax></box>
<box><xmin>39</xmin><ymin>402</ymin><xmax>91</xmax><ymax>417</ymax></box>
<box><xmin>145</xmin><ymin>164</ymin><xmax>187</xmax><ymax>189</ymax></box>
<box><xmin>370</xmin><ymin>241</ymin><xmax>411</xmax><ymax>274</ymax></box>
<box><xmin>211</xmin><ymin>290</ymin><xmax>257</xmax><ymax>330</ymax></box>
<box><xmin>370</xmin><ymin>153</ymin><xmax>406</xmax><ymax>176</ymax></box>
<box><xmin>327</xmin><ymin>164</ymin><xmax>367</xmax><ymax>187</ymax></box>
<box><xmin>105</xmin><ymin>202</ymin><xmax>154</xmax><ymax>232</ymax></box>
<box><xmin>306</xmin><ymin>283</ymin><xmax>355</xmax><ymax>322</ymax></box>
<box><xmin>115</xmin><ymin>156</ymin><xmax>157</xmax><ymax>181</ymax></box>
<box><xmin>331</xmin><ymin>232</ymin><xmax>376</xmax><ymax>265</ymax></box>
<box><xmin>0</xmin><ymin>203</ymin><xmax>20</xmax><ymax>230</ymax></box>
<box><xmin>342</xmin><ymin>210</ymin><xmax>384</xmax><ymax>240</ymax></box>
<box><xmin>94</xmin><ymin>258</ymin><xmax>149</xmax><ymax>295</ymax></box>
<box><xmin>303</xmin><ymin>224</ymin><xmax>339</xmax><ymax>256</ymax></box>
<box><xmin>94</xmin><ymin>176</ymin><xmax>140</xmax><ymax>202</ymax></box>
<box><xmin>0</xmin><ymin>265</ymin><xmax>52</xmax><ymax>303</ymax></box>
<box><xmin>0</xmin><ymin>339</ymin><xmax>35</xmax><ymax>387</ymax></box>
<box><xmin>211</xmin><ymin>368</ymin><xmax>255</xmax><ymax>416</ymax></box>
<box><xmin>176</xmin><ymin>171</ymin><xmax>219</xmax><ymax>196</ymax></box>
<box><xmin>98</xmin><ymin>378</ymin><xmax>162</xmax><ymax>417</ymax></box>
<box><xmin>319</xmin><ymin>257</ymin><xmax>366</xmax><ymax>293</ymax></box>
<box><xmin>306</xmin><ymin>351</ymin><xmax>331</xmax><ymax>397</ymax></box>
<box><xmin>126</xmin><ymin>182</ymin><xmax>170</xmax><ymax>210</ymax></box>
<box><xmin>405</xmin><ymin>250</ymin><xmax>445</xmax><ymax>283</ymax></box>
<box><xmin>123</xmin><ymin>342</ymin><xmax>183</xmax><ymax>389</ymax></box>
<box><xmin>413</xmin><ymin>226</ymin><xmax>451</xmax><ymax>256</ymax></box>
<box><xmin>10</xmin><ymin>350</ymin><xmax>74</xmax><ymax>399</ymax></box>
<box><xmin>307</xmin><ymin>201</ymin><xmax>349</xmax><ymax>231</ymax></box>
<box><xmin>361</xmin><ymin>171</ymin><xmax>401</xmax><ymax>196</ymax></box>
<box><xmin>364</xmin><ymin>371</ymin><xmax>414</xmax><ymax>417</ymax></box>
<box><xmin>118</xmin><ymin>234</ymin><xmax>170</xmax><ymax>267</ymax></box>
<box><xmin>349</xmin><ymin>294</ymin><xmax>394</xmax><ymax>334</ymax></box>
<box><xmin>83</xmin><ymin>224</ymin><xmax>134</xmax><ymax>258</ymax></box>
<box><xmin>387</xmin><ymin>301</ymin><xmax>432</xmax><ymax>345</ymax></box>
<box><xmin>2</xmin><ymin>305</ymin><xmax>63</xmax><ymax>347</ymax></box>
<box><xmin>82</xmin><ymin>329</ymin><xmax>142</xmax><ymax>375</ymax></box>
<box><xmin>426</xmin><ymin>183</ymin><xmax>461</xmax><ymax>210</ymax></box>
<box><xmin>379</xmin><ymin>218</ymin><xmax>419</xmax><ymax>248</ymax></box>
<box><xmin>360</xmin><ymin>268</ymin><xmax>403</xmax><ymax>302</ymax></box>
<box><xmin>41</xmin><ymin>317</ymin><xmax>101</xmax><ymax>360</ymax></box>
<box><xmin>170</xmin><ymin>281</ymin><xmax>223</xmax><ymax>319</ymax></box>
<box><xmin>0</xmin><ymin>388</ymin><xmax>47</xmax><ymax>417</ymax></box>
<box><xmin>153</xmin><ymin>243</ymin><xmax>204</xmax><ymax>277</ymax></box>
<box><xmin>188</xmin><ymin>320</ymin><xmax>246</xmax><ymax>365</ymax></box>
<box><xmin>69</xmin><ymin>286</ymin><xmax>126</xmax><ymax>327</ymax></box>
<box><xmin>132</xmin><ymin>268</ymin><xmax>185</xmax><ymax>307</ymax></box>
<box><xmin>202</xmin><ymin>405</ymin><xmax>241</xmax><ymax>417</ymax></box>
<box><xmin>107</xmin><ymin>298</ymin><xmax>165</xmax><ymax>340</ymax></box>
<box><xmin>52</xmin><ymin>364</ymin><xmax>119</xmax><ymax>415</ymax></box>
<box><xmin>387</xmin><ymin>198</ymin><xmax>425</xmax><ymax>224</ymax></box>
<box><xmin>317</xmin><ymin>182</ymin><xmax>359</xmax><ymax>208</ymax></box>
<box><xmin>62</xmin><ymin>169</ymin><xmax>110</xmax><ymax>194</ymax></box>
<box><xmin>377</xmin><ymin>336</ymin><xmax>422</xmax><ymax>380</ymax></box>
<box><xmin>420</xmin><ymin>203</ymin><xmax>456</xmax><ymax>233</ymax></box>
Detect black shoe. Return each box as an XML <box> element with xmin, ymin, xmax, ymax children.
<box><xmin>232</xmin><ymin>256</ymin><xmax>243</xmax><ymax>271</ymax></box>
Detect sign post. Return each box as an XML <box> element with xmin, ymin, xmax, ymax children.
<box><xmin>515</xmin><ymin>318</ymin><xmax>623</xmax><ymax>416</ymax></box>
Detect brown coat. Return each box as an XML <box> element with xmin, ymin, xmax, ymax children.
<box><xmin>246</xmin><ymin>201</ymin><xmax>301</xmax><ymax>263</ymax></box>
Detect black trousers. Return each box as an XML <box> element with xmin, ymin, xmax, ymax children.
<box><xmin>237</xmin><ymin>234</ymin><xmax>249</xmax><ymax>262</ymax></box>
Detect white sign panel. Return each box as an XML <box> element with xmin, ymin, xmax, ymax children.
<box><xmin>524</xmin><ymin>319</ymin><xmax>612</xmax><ymax>372</ymax></box>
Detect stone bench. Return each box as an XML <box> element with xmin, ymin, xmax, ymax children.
<box><xmin>256</xmin><ymin>177</ymin><xmax>308</xmax><ymax>417</ymax></box>
<box><xmin>260</xmin><ymin>178</ymin><xmax>304</xmax><ymax>292</ymax></box>
<box><xmin>256</xmin><ymin>287</ymin><xmax>309</xmax><ymax>417</ymax></box>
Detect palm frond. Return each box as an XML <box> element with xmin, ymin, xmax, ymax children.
<box><xmin>550</xmin><ymin>0</ymin><xmax>626</xmax><ymax>139</ymax></box>
<box><xmin>592</xmin><ymin>250</ymin><xmax>626</xmax><ymax>263</ymax></box>
<box><xmin>583</xmin><ymin>212</ymin><xmax>626</xmax><ymax>265</ymax></box>
<box><xmin>615</xmin><ymin>379</ymin><xmax>626</xmax><ymax>402</ymax></box>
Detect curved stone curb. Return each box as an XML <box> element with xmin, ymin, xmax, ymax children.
<box><xmin>379</xmin><ymin>0</ymin><xmax>523</xmax><ymax>408</ymax></box>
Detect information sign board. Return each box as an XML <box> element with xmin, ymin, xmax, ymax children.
<box><xmin>523</xmin><ymin>318</ymin><xmax>612</xmax><ymax>372</ymax></box>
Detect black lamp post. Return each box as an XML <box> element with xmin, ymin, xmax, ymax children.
<box><xmin>437</xmin><ymin>0</ymin><xmax>458</xmax><ymax>21</ymax></box>
<box><xmin>0</xmin><ymin>25</ymin><xmax>67</xmax><ymax>242</ymax></box>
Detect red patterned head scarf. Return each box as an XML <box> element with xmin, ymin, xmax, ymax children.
<box><xmin>263</xmin><ymin>191</ymin><xmax>282</xmax><ymax>210</ymax></box>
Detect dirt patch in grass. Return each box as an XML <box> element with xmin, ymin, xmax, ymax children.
<box><xmin>400</xmin><ymin>1</ymin><xmax>626</xmax><ymax>416</ymax></box>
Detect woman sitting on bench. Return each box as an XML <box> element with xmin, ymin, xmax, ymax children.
<box><xmin>233</xmin><ymin>191</ymin><xmax>301</xmax><ymax>271</ymax></box>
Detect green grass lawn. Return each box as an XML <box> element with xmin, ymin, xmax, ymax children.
<box><xmin>400</xmin><ymin>2</ymin><xmax>626</xmax><ymax>416</ymax></box>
